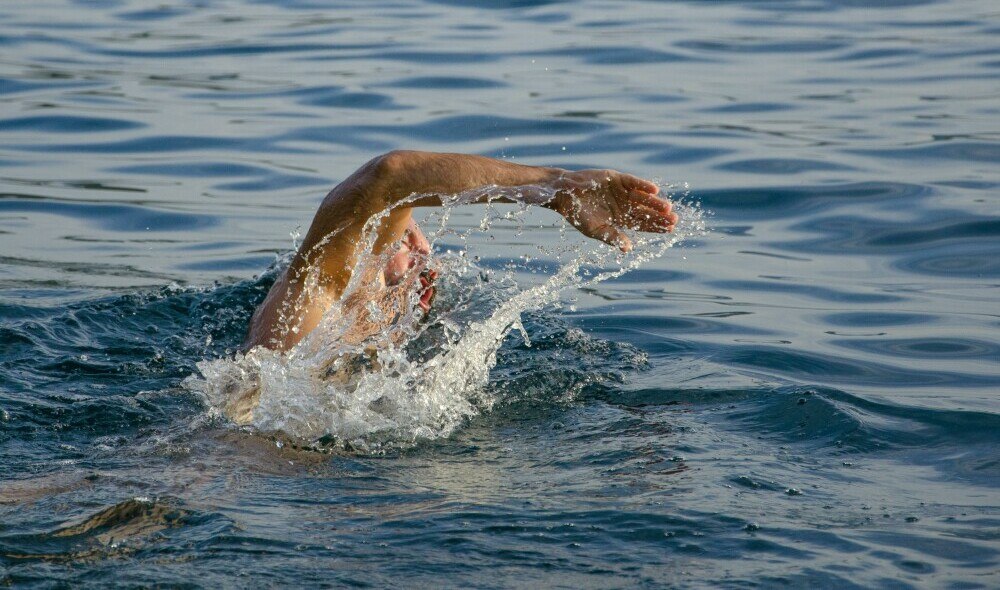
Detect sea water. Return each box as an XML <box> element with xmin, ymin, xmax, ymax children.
<box><xmin>1</xmin><ymin>0</ymin><xmax>997</xmax><ymax>587</ymax></box>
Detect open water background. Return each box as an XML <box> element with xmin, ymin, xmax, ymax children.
<box><xmin>1</xmin><ymin>0</ymin><xmax>998</xmax><ymax>587</ymax></box>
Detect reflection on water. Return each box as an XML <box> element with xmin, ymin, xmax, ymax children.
<box><xmin>1</xmin><ymin>0</ymin><xmax>998</xmax><ymax>586</ymax></box>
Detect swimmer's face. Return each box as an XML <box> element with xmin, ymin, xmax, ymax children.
<box><xmin>383</xmin><ymin>219</ymin><xmax>436</xmax><ymax>312</ymax></box>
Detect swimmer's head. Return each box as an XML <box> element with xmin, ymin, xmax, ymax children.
<box><xmin>417</xmin><ymin>268</ymin><xmax>437</xmax><ymax>313</ymax></box>
<box><xmin>383</xmin><ymin>219</ymin><xmax>436</xmax><ymax>312</ymax></box>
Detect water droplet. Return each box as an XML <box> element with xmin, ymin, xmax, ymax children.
<box><xmin>188</xmin><ymin>192</ymin><xmax>707</xmax><ymax>447</ymax></box>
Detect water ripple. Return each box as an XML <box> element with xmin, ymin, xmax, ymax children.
<box><xmin>0</xmin><ymin>115</ymin><xmax>143</xmax><ymax>133</ymax></box>
<box><xmin>0</xmin><ymin>197</ymin><xmax>218</xmax><ymax>232</ymax></box>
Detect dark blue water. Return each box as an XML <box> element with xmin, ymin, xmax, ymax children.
<box><xmin>1</xmin><ymin>0</ymin><xmax>998</xmax><ymax>587</ymax></box>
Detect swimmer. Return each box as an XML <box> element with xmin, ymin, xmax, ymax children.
<box><xmin>244</xmin><ymin>150</ymin><xmax>678</xmax><ymax>351</ymax></box>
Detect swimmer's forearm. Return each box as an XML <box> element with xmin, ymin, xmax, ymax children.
<box><xmin>366</xmin><ymin>151</ymin><xmax>566</xmax><ymax>209</ymax></box>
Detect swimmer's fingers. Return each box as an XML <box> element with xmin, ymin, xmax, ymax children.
<box><xmin>621</xmin><ymin>188</ymin><xmax>677</xmax><ymax>230</ymax></box>
<box><xmin>593</xmin><ymin>223</ymin><xmax>633</xmax><ymax>253</ymax></box>
<box><xmin>624</xmin><ymin>187</ymin><xmax>673</xmax><ymax>215</ymax></box>
<box><xmin>596</xmin><ymin>208</ymin><xmax>673</xmax><ymax>252</ymax></box>
<box><xmin>623</xmin><ymin>204</ymin><xmax>676</xmax><ymax>233</ymax></box>
<box><xmin>619</xmin><ymin>173</ymin><xmax>660</xmax><ymax>196</ymax></box>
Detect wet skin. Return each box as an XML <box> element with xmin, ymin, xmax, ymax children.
<box><xmin>383</xmin><ymin>219</ymin><xmax>436</xmax><ymax>313</ymax></box>
<box><xmin>244</xmin><ymin>150</ymin><xmax>678</xmax><ymax>351</ymax></box>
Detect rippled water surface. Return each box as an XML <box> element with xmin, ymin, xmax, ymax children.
<box><xmin>2</xmin><ymin>0</ymin><xmax>998</xmax><ymax>587</ymax></box>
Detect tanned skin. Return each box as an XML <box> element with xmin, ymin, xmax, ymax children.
<box><xmin>244</xmin><ymin>150</ymin><xmax>678</xmax><ymax>351</ymax></box>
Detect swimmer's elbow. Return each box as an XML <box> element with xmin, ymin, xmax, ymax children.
<box><xmin>359</xmin><ymin>150</ymin><xmax>435</xmax><ymax>206</ymax></box>
<box><xmin>324</xmin><ymin>151</ymin><xmax>419</xmax><ymax>210</ymax></box>
<box><xmin>369</xmin><ymin>150</ymin><xmax>419</xmax><ymax>179</ymax></box>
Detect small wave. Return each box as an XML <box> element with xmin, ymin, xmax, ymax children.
<box><xmin>0</xmin><ymin>276</ymin><xmax>272</xmax><ymax>448</ymax></box>
<box><xmin>718</xmin><ymin>387</ymin><xmax>999</xmax><ymax>477</ymax></box>
<box><xmin>0</xmin><ymin>497</ymin><xmax>231</xmax><ymax>563</ymax></box>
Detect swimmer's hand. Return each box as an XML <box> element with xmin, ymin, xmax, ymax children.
<box><xmin>549</xmin><ymin>170</ymin><xmax>678</xmax><ymax>253</ymax></box>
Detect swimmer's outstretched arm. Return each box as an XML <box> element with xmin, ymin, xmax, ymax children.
<box><xmin>313</xmin><ymin>149</ymin><xmax>676</xmax><ymax>256</ymax></box>
<box><xmin>246</xmin><ymin>150</ymin><xmax>677</xmax><ymax>350</ymax></box>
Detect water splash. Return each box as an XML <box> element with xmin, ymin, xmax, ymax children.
<box><xmin>185</xmin><ymin>184</ymin><xmax>706</xmax><ymax>451</ymax></box>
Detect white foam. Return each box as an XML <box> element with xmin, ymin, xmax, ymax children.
<box><xmin>185</xmin><ymin>185</ymin><xmax>706</xmax><ymax>451</ymax></box>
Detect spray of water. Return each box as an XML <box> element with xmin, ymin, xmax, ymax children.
<box><xmin>184</xmin><ymin>183</ymin><xmax>706</xmax><ymax>451</ymax></box>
